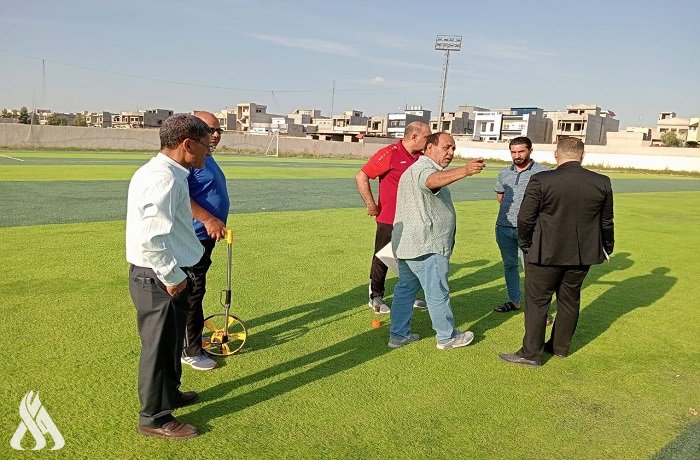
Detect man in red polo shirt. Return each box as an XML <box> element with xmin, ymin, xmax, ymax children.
<box><xmin>356</xmin><ymin>121</ymin><xmax>431</xmax><ymax>313</ymax></box>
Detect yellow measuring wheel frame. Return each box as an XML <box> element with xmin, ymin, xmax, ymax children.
<box><xmin>202</xmin><ymin>229</ymin><xmax>248</xmax><ymax>356</ymax></box>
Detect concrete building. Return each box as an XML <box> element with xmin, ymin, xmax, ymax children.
<box><xmin>472</xmin><ymin>111</ymin><xmax>503</xmax><ymax>141</ymax></box>
<box><xmin>143</xmin><ymin>109</ymin><xmax>173</xmax><ymax>128</ymax></box>
<box><xmin>236</xmin><ymin>102</ymin><xmax>272</xmax><ymax>132</ymax></box>
<box><xmin>288</xmin><ymin>108</ymin><xmax>324</xmax><ymax>134</ymax></box>
<box><xmin>652</xmin><ymin>112</ymin><xmax>690</xmax><ymax>146</ymax></box>
<box><xmin>543</xmin><ymin>104</ymin><xmax>619</xmax><ymax>145</ymax></box>
<box><xmin>687</xmin><ymin>118</ymin><xmax>699</xmax><ymax>147</ymax></box>
<box><xmin>366</xmin><ymin>115</ymin><xmax>388</xmax><ymax>137</ymax></box>
<box><xmin>112</xmin><ymin>111</ymin><xmax>144</xmax><ymax>129</ymax></box>
<box><xmin>387</xmin><ymin>105</ymin><xmax>431</xmax><ymax>138</ymax></box>
<box><xmin>471</xmin><ymin>107</ymin><xmax>552</xmax><ymax>143</ymax></box>
<box><xmin>289</xmin><ymin>109</ymin><xmax>322</xmax><ymax>125</ymax></box>
<box><xmin>85</xmin><ymin>111</ymin><xmax>112</xmax><ymax>128</ymax></box>
<box><xmin>430</xmin><ymin>104</ymin><xmax>488</xmax><ymax>134</ymax></box>
<box><xmin>270</xmin><ymin>115</ymin><xmax>305</xmax><ymax>137</ymax></box>
<box><xmin>215</xmin><ymin>109</ymin><xmax>237</xmax><ymax>131</ymax></box>
<box><xmin>500</xmin><ymin>107</ymin><xmax>551</xmax><ymax>143</ymax></box>
<box><xmin>332</xmin><ymin>110</ymin><xmax>368</xmax><ymax>132</ymax></box>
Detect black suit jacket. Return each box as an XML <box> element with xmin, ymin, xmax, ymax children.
<box><xmin>517</xmin><ymin>161</ymin><xmax>614</xmax><ymax>266</ymax></box>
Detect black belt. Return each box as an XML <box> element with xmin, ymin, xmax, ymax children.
<box><xmin>131</xmin><ymin>265</ymin><xmax>193</xmax><ymax>285</ymax></box>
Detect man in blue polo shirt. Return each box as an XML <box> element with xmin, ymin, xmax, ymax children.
<box><xmin>182</xmin><ymin>111</ymin><xmax>230</xmax><ymax>371</ymax></box>
<box><xmin>493</xmin><ymin>137</ymin><xmax>549</xmax><ymax>314</ymax></box>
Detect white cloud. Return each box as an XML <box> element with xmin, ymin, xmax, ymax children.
<box><xmin>370</xmin><ymin>76</ymin><xmax>385</xmax><ymax>84</ymax></box>
<box><xmin>244</xmin><ymin>32</ymin><xmax>438</xmax><ymax>72</ymax></box>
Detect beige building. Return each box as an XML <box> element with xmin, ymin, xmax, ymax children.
<box><xmin>331</xmin><ymin>110</ymin><xmax>368</xmax><ymax>132</ymax></box>
<box><xmin>85</xmin><ymin>111</ymin><xmax>112</xmax><ymax>128</ymax></box>
<box><xmin>214</xmin><ymin>109</ymin><xmax>237</xmax><ymax>131</ymax></box>
<box><xmin>366</xmin><ymin>115</ymin><xmax>388</xmax><ymax>137</ymax></box>
<box><xmin>543</xmin><ymin>104</ymin><xmax>619</xmax><ymax>145</ymax></box>
<box><xmin>288</xmin><ymin>108</ymin><xmax>323</xmax><ymax>134</ymax></box>
<box><xmin>652</xmin><ymin>112</ymin><xmax>690</xmax><ymax>145</ymax></box>
<box><xmin>431</xmin><ymin>104</ymin><xmax>488</xmax><ymax>134</ymax></box>
<box><xmin>687</xmin><ymin>118</ymin><xmax>699</xmax><ymax>147</ymax></box>
<box><xmin>112</xmin><ymin>111</ymin><xmax>144</xmax><ymax>129</ymax></box>
<box><xmin>236</xmin><ymin>102</ymin><xmax>272</xmax><ymax>132</ymax></box>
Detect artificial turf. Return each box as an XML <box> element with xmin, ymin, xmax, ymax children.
<box><xmin>0</xmin><ymin>151</ymin><xmax>698</xmax><ymax>459</ymax></box>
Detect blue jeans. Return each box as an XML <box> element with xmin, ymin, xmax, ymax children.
<box><xmin>495</xmin><ymin>225</ymin><xmax>522</xmax><ymax>304</ymax></box>
<box><xmin>390</xmin><ymin>254</ymin><xmax>457</xmax><ymax>344</ymax></box>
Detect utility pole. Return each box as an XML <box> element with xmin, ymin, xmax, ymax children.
<box><xmin>434</xmin><ymin>35</ymin><xmax>462</xmax><ymax>132</ymax></box>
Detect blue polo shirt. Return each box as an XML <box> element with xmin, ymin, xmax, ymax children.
<box><xmin>495</xmin><ymin>161</ymin><xmax>549</xmax><ymax>227</ymax></box>
<box><xmin>188</xmin><ymin>154</ymin><xmax>230</xmax><ymax>241</ymax></box>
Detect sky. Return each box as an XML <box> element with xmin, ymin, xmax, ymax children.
<box><xmin>0</xmin><ymin>0</ymin><xmax>697</xmax><ymax>128</ymax></box>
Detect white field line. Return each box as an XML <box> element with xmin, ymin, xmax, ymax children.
<box><xmin>0</xmin><ymin>153</ymin><xmax>25</xmax><ymax>161</ymax></box>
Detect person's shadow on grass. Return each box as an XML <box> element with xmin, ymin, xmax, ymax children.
<box><xmin>189</xmin><ymin>260</ymin><xmax>505</xmax><ymax>431</ymax></box>
<box><xmin>240</xmin><ymin>283</ymin><xmax>371</xmax><ymax>354</ymax></box>
<box><xmin>188</xmin><ymin>283</ymin><xmax>395</xmax><ymax>432</ymax></box>
<box><xmin>572</xmin><ymin>266</ymin><xmax>677</xmax><ymax>354</ymax></box>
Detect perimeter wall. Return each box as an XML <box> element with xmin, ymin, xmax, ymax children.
<box><xmin>1</xmin><ymin>124</ymin><xmax>699</xmax><ymax>172</ymax></box>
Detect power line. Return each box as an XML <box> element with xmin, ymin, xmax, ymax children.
<box><xmin>0</xmin><ymin>48</ymin><xmax>434</xmax><ymax>94</ymax></box>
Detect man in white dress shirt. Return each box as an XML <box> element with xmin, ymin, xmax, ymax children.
<box><xmin>126</xmin><ymin>113</ymin><xmax>211</xmax><ymax>440</ymax></box>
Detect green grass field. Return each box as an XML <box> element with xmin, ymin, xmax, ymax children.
<box><xmin>0</xmin><ymin>150</ymin><xmax>698</xmax><ymax>459</ymax></box>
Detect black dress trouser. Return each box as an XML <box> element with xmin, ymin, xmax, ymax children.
<box><xmin>520</xmin><ymin>262</ymin><xmax>590</xmax><ymax>362</ymax></box>
<box><xmin>183</xmin><ymin>239</ymin><xmax>216</xmax><ymax>357</ymax></box>
<box><xmin>129</xmin><ymin>265</ymin><xmax>190</xmax><ymax>427</ymax></box>
<box><xmin>369</xmin><ymin>222</ymin><xmax>393</xmax><ymax>301</ymax></box>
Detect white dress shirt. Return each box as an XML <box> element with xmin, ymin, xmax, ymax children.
<box><xmin>126</xmin><ymin>153</ymin><xmax>204</xmax><ymax>285</ymax></box>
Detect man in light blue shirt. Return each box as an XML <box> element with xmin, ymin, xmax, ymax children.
<box><xmin>493</xmin><ymin>137</ymin><xmax>549</xmax><ymax>314</ymax></box>
<box><xmin>390</xmin><ymin>132</ymin><xmax>486</xmax><ymax>350</ymax></box>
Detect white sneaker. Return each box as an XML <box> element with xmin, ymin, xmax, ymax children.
<box><xmin>436</xmin><ymin>331</ymin><xmax>475</xmax><ymax>350</ymax></box>
<box><xmin>413</xmin><ymin>299</ymin><xmax>427</xmax><ymax>309</ymax></box>
<box><xmin>181</xmin><ymin>353</ymin><xmax>217</xmax><ymax>371</ymax></box>
<box><xmin>369</xmin><ymin>297</ymin><xmax>390</xmax><ymax>314</ymax></box>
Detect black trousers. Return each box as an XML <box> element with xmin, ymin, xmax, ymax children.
<box><xmin>129</xmin><ymin>265</ymin><xmax>190</xmax><ymax>427</ymax></box>
<box><xmin>369</xmin><ymin>222</ymin><xmax>393</xmax><ymax>301</ymax></box>
<box><xmin>520</xmin><ymin>262</ymin><xmax>589</xmax><ymax>361</ymax></box>
<box><xmin>183</xmin><ymin>239</ymin><xmax>216</xmax><ymax>357</ymax></box>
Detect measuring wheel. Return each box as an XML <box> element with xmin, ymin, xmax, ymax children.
<box><xmin>202</xmin><ymin>313</ymin><xmax>247</xmax><ymax>356</ymax></box>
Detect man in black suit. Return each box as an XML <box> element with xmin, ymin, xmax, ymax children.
<box><xmin>499</xmin><ymin>137</ymin><xmax>614</xmax><ymax>367</ymax></box>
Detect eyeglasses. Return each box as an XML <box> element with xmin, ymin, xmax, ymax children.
<box><xmin>188</xmin><ymin>138</ymin><xmax>211</xmax><ymax>152</ymax></box>
<box><xmin>208</xmin><ymin>127</ymin><xmax>224</xmax><ymax>135</ymax></box>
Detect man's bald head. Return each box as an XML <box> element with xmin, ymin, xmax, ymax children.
<box><xmin>402</xmin><ymin>121</ymin><xmax>431</xmax><ymax>154</ymax></box>
<box><xmin>193</xmin><ymin>111</ymin><xmax>222</xmax><ymax>149</ymax></box>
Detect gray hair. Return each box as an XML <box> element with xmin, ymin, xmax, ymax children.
<box><xmin>159</xmin><ymin>114</ymin><xmax>211</xmax><ymax>149</ymax></box>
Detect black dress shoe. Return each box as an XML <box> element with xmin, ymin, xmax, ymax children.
<box><xmin>544</xmin><ymin>342</ymin><xmax>567</xmax><ymax>358</ymax></box>
<box><xmin>176</xmin><ymin>390</ymin><xmax>198</xmax><ymax>407</ymax></box>
<box><xmin>137</xmin><ymin>418</ymin><xmax>199</xmax><ymax>440</ymax></box>
<box><xmin>498</xmin><ymin>352</ymin><xmax>541</xmax><ymax>368</ymax></box>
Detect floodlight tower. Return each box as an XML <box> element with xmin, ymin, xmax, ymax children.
<box><xmin>434</xmin><ymin>35</ymin><xmax>462</xmax><ymax>131</ymax></box>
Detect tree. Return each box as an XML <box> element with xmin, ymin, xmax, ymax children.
<box><xmin>1</xmin><ymin>108</ymin><xmax>12</xmax><ymax>119</ymax></box>
<box><xmin>74</xmin><ymin>113</ymin><xmax>87</xmax><ymax>127</ymax></box>
<box><xmin>17</xmin><ymin>106</ymin><xmax>30</xmax><ymax>124</ymax></box>
<box><xmin>47</xmin><ymin>114</ymin><xmax>68</xmax><ymax>126</ymax></box>
<box><xmin>661</xmin><ymin>131</ymin><xmax>684</xmax><ymax>148</ymax></box>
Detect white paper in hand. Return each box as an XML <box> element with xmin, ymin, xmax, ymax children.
<box><xmin>376</xmin><ymin>242</ymin><xmax>399</xmax><ymax>276</ymax></box>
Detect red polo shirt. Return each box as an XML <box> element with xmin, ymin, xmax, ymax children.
<box><xmin>361</xmin><ymin>140</ymin><xmax>421</xmax><ymax>225</ymax></box>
